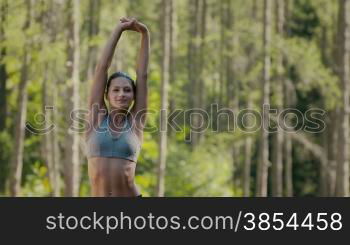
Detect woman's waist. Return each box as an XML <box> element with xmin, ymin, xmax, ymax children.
<box><xmin>88</xmin><ymin>156</ymin><xmax>136</xmax><ymax>165</ymax></box>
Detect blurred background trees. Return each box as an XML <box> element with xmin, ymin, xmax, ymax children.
<box><xmin>0</xmin><ymin>0</ymin><xmax>348</xmax><ymax>197</ymax></box>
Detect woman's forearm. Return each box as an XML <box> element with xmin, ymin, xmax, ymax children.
<box><xmin>96</xmin><ymin>26</ymin><xmax>123</xmax><ymax>70</ymax></box>
<box><xmin>136</xmin><ymin>31</ymin><xmax>150</xmax><ymax>77</ymax></box>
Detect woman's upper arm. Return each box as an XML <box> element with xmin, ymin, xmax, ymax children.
<box><xmin>86</xmin><ymin>66</ymin><xmax>108</xmax><ymax>137</ymax></box>
<box><xmin>131</xmin><ymin>74</ymin><xmax>148</xmax><ymax>131</ymax></box>
<box><xmin>88</xmin><ymin>66</ymin><xmax>108</xmax><ymax>108</ymax></box>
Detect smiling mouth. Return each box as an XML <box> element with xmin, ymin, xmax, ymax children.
<box><xmin>117</xmin><ymin>100</ymin><xmax>127</xmax><ymax>103</ymax></box>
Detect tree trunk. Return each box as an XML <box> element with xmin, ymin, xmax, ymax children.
<box><xmin>223</xmin><ymin>0</ymin><xmax>241</xmax><ymax>195</ymax></box>
<box><xmin>9</xmin><ymin>52</ymin><xmax>30</xmax><ymax>197</ymax></box>
<box><xmin>0</xmin><ymin>0</ymin><xmax>8</xmax><ymax>131</ymax></box>
<box><xmin>232</xmin><ymin>145</ymin><xmax>240</xmax><ymax>196</ymax></box>
<box><xmin>49</xmin><ymin>0</ymin><xmax>61</xmax><ymax>197</ymax></box>
<box><xmin>320</xmin><ymin>127</ymin><xmax>328</xmax><ymax>196</ymax></box>
<box><xmin>187</xmin><ymin>0</ymin><xmax>198</xmax><ymax>111</ymax></box>
<box><xmin>156</xmin><ymin>0</ymin><xmax>171</xmax><ymax>197</ymax></box>
<box><xmin>81</xmin><ymin>0</ymin><xmax>101</xmax><ymax>132</ymax></box>
<box><xmin>335</xmin><ymin>0</ymin><xmax>350</xmax><ymax>197</ymax></box>
<box><xmin>256</xmin><ymin>0</ymin><xmax>271</xmax><ymax>197</ymax></box>
<box><xmin>326</xmin><ymin>110</ymin><xmax>337</xmax><ymax>196</ymax></box>
<box><xmin>51</xmin><ymin>61</ymin><xmax>61</xmax><ymax>197</ymax></box>
<box><xmin>42</xmin><ymin>65</ymin><xmax>55</xmax><ymax>196</ymax></box>
<box><xmin>282</xmin><ymin>0</ymin><xmax>293</xmax><ymax>197</ymax></box>
<box><xmin>9</xmin><ymin>0</ymin><xmax>33</xmax><ymax>196</ymax></box>
<box><xmin>243</xmin><ymin>0</ymin><xmax>258</xmax><ymax>198</ymax></box>
<box><xmin>243</xmin><ymin>135</ymin><xmax>252</xmax><ymax>197</ymax></box>
<box><xmin>319</xmin><ymin>23</ymin><xmax>331</xmax><ymax>197</ymax></box>
<box><xmin>64</xmin><ymin>0</ymin><xmax>81</xmax><ymax>197</ymax></box>
<box><xmin>37</xmin><ymin>0</ymin><xmax>60</xmax><ymax>197</ymax></box>
<box><xmin>85</xmin><ymin>0</ymin><xmax>100</xmax><ymax>82</ymax></box>
<box><xmin>243</xmin><ymin>92</ymin><xmax>253</xmax><ymax>197</ymax></box>
<box><xmin>198</xmin><ymin>0</ymin><xmax>206</xmax><ymax>144</ymax></box>
<box><xmin>219</xmin><ymin>0</ymin><xmax>225</xmax><ymax>108</ymax></box>
<box><xmin>225</xmin><ymin>0</ymin><xmax>237</xmax><ymax>110</ymax></box>
<box><xmin>50</xmin><ymin>57</ymin><xmax>62</xmax><ymax>196</ymax></box>
<box><xmin>271</xmin><ymin>0</ymin><xmax>284</xmax><ymax>197</ymax></box>
<box><xmin>284</xmin><ymin>131</ymin><xmax>293</xmax><ymax>196</ymax></box>
<box><xmin>42</xmin><ymin>66</ymin><xmax>61</xmax><ymax>196</ymax></box>
<box><xmin>168</xmin><ymin>0</ymin><xmax>176</xmax><ymax>138</ymax></box>
<box><xmin>191</xmin><ymin>0</ymin><xmax>207</xmax><ymax>146</ymax></box>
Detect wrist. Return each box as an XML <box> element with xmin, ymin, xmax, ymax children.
<box><xmin>115</xmin><ymin>25</ymin><xmax>124</xmax><ymax>33</ymax></box>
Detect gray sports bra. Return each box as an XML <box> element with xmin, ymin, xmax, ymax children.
<box><xmin>85</xmin><ymin>114</ymin><xmax>141</xmax><ymax>162</ymax></box>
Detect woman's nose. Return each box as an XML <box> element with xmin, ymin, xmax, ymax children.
<box><xmin>117</xmin><ymin>92</ymin><xmax>126</xmax><ymax>98</ymax></box>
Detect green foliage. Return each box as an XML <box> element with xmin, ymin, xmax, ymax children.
<box><xmin>0</xmin><ymin>131</ymin><xmax>12</xmax><ymax>192</ymax></box>
<box><xmin>290</xmin><ymin>0</ymin><xmax>320</xmax><ymax>39</ymax></box>
<box><xmin>283</xmin><ymin>37</ymin><xmax>340</xmax><ymax>109</ymax></box>
<box><xmin>293</xmin><ymin>145</ymin><xmax>319</xmax><ymax>196</ymax></box>
<box><xmin>22</xmin><ymin>161</ymin><xmax>51</xmax><ymax>197</ymax></box>
<box><xmin>165</xmin><ymin>135</ymin><xmax>235</xmax><ymax>197</ymax></box>
<box><xmin>0</xmin><ymin>0</ymin><xmax>344</xmax><ymax>197</ymax></box>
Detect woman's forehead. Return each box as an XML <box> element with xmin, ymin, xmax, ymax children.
<box><xmin>110</xmin><ymin>77</ymin><xmax>132</xmax><ymax>87</ymax></box>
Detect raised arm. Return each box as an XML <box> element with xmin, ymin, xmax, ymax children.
<box><xmin>130</xmin><ymin>20</ymin><xmax>150</xmax><ymax>128</ymax></box>
<box><xmin>87</xmin><ymin>18</ymin><xmax>137</xmax><ymax>135</ymax></box>
<box><xmin>88</xmin><ymin>23</ymin><xmax>122</xmax><ymax>109</ymax></box>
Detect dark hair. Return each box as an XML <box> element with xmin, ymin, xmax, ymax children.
<box><xmin>105</xmin><ymin>71</ymin><xmax>136</xmax><ymax>95</ymax></box>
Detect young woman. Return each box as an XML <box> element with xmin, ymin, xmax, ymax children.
<box><xmin>85</xmin><ymin>17</ymin><xmax>149</xmax><ymax>197</ymax></box>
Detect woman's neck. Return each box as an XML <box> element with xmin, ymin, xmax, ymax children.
<box><xmin>108</xmin><ymin>109</ymin><xmax>128</xmax><ymax>127</ymax></box>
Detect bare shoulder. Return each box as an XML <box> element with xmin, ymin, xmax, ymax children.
<box><xmin>86</xmin><ymin>105</ymin><xmax>108</xmax><ymax>140</ymax></box>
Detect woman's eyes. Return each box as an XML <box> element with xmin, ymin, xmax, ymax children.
<box><xmin>113</xmin><ymin>89</ymin><xmax>131</xmax><ymax>92</ymax></box>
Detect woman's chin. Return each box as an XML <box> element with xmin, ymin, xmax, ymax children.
<box><xmin>111</xmin><ymin>104</ymin><xmax>130</xmax><ymax>110</ymax></box>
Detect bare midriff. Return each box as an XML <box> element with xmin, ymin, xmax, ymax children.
<box><xmin>88</xmin><ymin>157</ymin><xmax>140</xmax><ymax>197</ymax></box>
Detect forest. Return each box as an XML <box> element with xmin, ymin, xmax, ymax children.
<box><xmin>0</xmin><ymin>0</ymin><xmax>349</xmax><ymax>197</ymax></box>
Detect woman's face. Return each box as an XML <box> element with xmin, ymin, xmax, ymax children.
<box><xmin>106</xmin><ymin>77</ymin><xmax>134</xmax><ymax>110</ymax></box>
